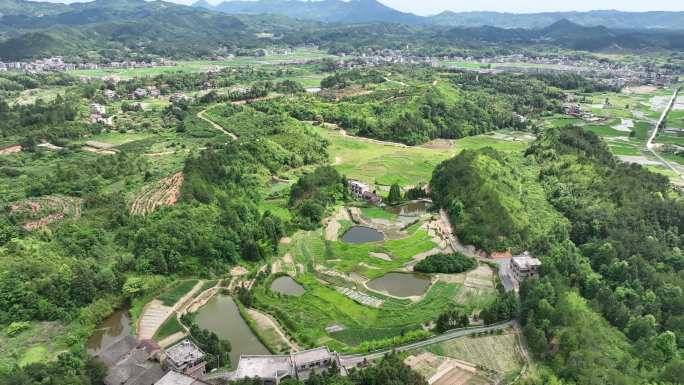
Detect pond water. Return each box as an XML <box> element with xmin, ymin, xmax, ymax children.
<box><xmin>341</xmin><ymin>226</ymin><xmax>384</xmax><ymax>244</ymax></box>
<box><xmin>195</xmin><ymin>295</ymin><xmax>269</xmax><ymax>366</ymax></box>
<box><xmin>387</xmin><ymin>201</ymin><xmax>431</xmax><ymax>217</ymax></box>
<box><xmin>86</xmin><ymin>307</ymin><xmax>132</xmax><ymax>354</ymax></box>
<box><xmin>270</xmin><ymin>276</ymin><xmax>306</xmax><ymax>296</ymax></box>
<box><xmin>367</xmin><ymin>273</ymin><xmax>431</xmax><ymax>298</ymax></box>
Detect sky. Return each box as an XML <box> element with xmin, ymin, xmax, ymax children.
<box><xmin>31</xmin><ymin>0</ymin><xmax>684</xmax><ymax>16</ymax></box>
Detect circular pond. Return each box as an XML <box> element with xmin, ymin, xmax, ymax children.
<box><xmin>367</xmin><ymin>272</ymin><xmax>431</xmax><ymax>298</ymax></box>
<box><xmin>341</xmin><ymin>226</ymin><xmax>384</xmax><ymax>244</ymax></box>
<box><xmin>270</xmin><ymin>276</ymin><xmax>306</xmax><ymax>296</ymax></box>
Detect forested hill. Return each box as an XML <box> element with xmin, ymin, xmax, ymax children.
<box><xmin>431</xmin><ymin>127</ymin><xmax>684</xmax><ymax>384</ymax></box>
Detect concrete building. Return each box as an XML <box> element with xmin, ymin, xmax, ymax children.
<box><xmin>104</xmin><ymin>89</ymin><xmax>118</xmax><ymax>99</ymax></box>
<box><xmin>230</xmin><ymin>347</ymin><xmax>346</xmax><ymax>385</ymax></box>
<box><xmin>348</xmin><ymin>180</ymin><xmax>370</xmax><ymax>198</ymax></box>
<box><xmin>154</xmin><ymin>371</ymin><xmax>210</xmax><ymax>385</ymax></box>
<box><xmin>90</xmin><ymin>103</ymin><xmax>106</xmax><ymax>115</ymax></box>
<box><xmin>165</xmin><ymin>340</ymin><xmax>207</xmax><ymax>378</ymax></box>
<box><xmin>511</xmin><ymin>252</ymin><xmax>542</xmax><ymax>282</ymax></box>
<box><xmin>98</xmin><ymin>337</ymin><xmax>165</xmax><ymax>385</ymax></box>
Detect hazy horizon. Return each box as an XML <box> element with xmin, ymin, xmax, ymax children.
<box><xmin>27</xmin><ymin>0</ymin><xmax>684</xmax><ymax>16</ymax></box>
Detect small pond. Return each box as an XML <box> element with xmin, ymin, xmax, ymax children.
<box><xmin>367</xmin><ymin>272</ymin><xmax>431</xmax><ymax>298</ymax></box>
<box><xmin>86</xmin><ymin>307</ymin><xmax>132</xmax><ymax>354</ymax></box>
<box><xmin>270</xmin><ymin>276</ymin><xmax>306</xmax><ymax>296</ymax></box>
<box><xmin>341</xmin><ymin>226</ymin><xmax>384</xmax><ymax>244</ymax></box>
<box><xmin>387</xmin><ymin>201</ymin><xmax>431</xmax><ymax>217</ymax></box>
<box><xmin>195</xmin><ymin>294</ymin><xmax>269</xmax><ymax>366</ymax></box>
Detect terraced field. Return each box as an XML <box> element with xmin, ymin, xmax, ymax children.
<box><xmin>130</xmin><ymin>172</ymin><xmax>184</xmax><ymax>215</ymax></box>
<box><xmin>8</xmin><ymin>195</ymin><xmax>82</xmax><ymax>230</ymax></box>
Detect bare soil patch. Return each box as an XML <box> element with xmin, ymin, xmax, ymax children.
<box><xmin>0</xmin><ymin>144</ymin><xmax>22</xmax><ymax>155</ymax></box>
<box><xmin>9</xmin><ymin>195</ymin><xmax>82</xmax><ymax>230</ymax></box>
<box><xmin>623</xmin><ymin>85</ymin><xmax>658</xmax><ymax>94</ymax></box>
<box><xmin>130</xmin><ymin>172</ymin><xmax>184</xmax><ymax>215</ymax></box>
<box><xmin>421</xmin><ymin>139</ymin><xmax>454</xmax><ymax>150</ymax></box>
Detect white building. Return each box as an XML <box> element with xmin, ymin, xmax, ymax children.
<box><xmin>511</xmin><ymin>252</ymin><xmax>542</xmax><ymax>282</ymax></box>
<box><xmin>230</xmin><ymin>347</ymin><xmax>345</xmax><ymax>385</ymax></box>
<box><xmin>164</xmin><ymin>340</ymin><xmax>206</xmax><ymax>378</ymax></box>
<box><xmin>348</xmin><ymin>180</ymin><xmax>370</xmax><ymax>198</ymax></box>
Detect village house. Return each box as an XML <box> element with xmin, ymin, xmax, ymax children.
<box><xmin>98</xmin><ymin>337</ymin><xmax>166</xmax><ymax>385</ymax></box>
<box><xmin>131</xmin><ymin>88</ymin><xmax>147</xmax><ymax>99</ymax></box>
<box><xmin>511</xmin><ymin>252</ymin><xmax>542</xmax><ymax>282</ymax></box>
<box><xmin>170</xmin><ymin>92</ymin><xmax>190</xmax><ymax>104</ymax></box>
<box><xmin>154</xmin><ymin>370</ymin><xmax>210</xmax><ymax>385</ymax></box>
<box><xmin>230</xmin><ymin>347</ymin><xmax>346</xmax><ymax>385</ymax></box>
<box><xmin>164</xmin><ymin>340</ymin><xmax>207</xmax><ymax>378</ymax></box>
<box><xmin>348</xmin><ymin>180</ymin><xmax>381</xmax><ymax>205</ymax></box>
<box><xmin>91</xmin><ymin>103</ymin><xmax>106</xmax><ymax>115</ymax></box>
<box><xmin>349</xmin><ymin>180</ymin><xmax>370</xmax><ymax>198</ymax></box>
<box><xmin>147</xmin><ymin>86</ymin><xmax>161</xmax><ymax>98</ymax></box>
<box><xmin>104</xmin><ymin>89</ymin><xmax>118</xmax><ymax>99</ymax></box>
<box><xmin>564</xmin><ymin>105</ymin><xmax>581</xmax><ymax>116</ymax></box>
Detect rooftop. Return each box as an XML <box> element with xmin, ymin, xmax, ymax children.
<box><xmin>154</xmin><ymin>371</ymin><xmax>208</xmax><ymax>385</ymax></box>
<box><xmin>233</xmin><ymin>355</ymin><xmax>293</xmax><ymax>380</ymax></box>
<box><xmin>512</xmin><ymin>252</ymin><xmax>542</xmax><ymax>269</ymax></box>
<box><xmin>293</xmin><ymin>347</ymin><xmax>332</xmax><ymax>367</ymax></box>
<box><xmin>166</xmin><ymin>340</ymin><xmax>205</xmax><ymax>366</ymax></box>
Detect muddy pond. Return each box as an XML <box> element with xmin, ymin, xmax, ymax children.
<box><xmin>387</xmin><ymin>201</ymin><xmax>431</xmax><ymax>217</ymax></box>
<box><xmin>86</xmin><ymin>307</ymin><xmax>132</xmax><ymax>354</ymax></box>
<box><xmin>195</xmin><ymin>294</ymin><xmax>269</xmax><ymax>366</ymax></box>
<box><xmin>367</xmin><ymin>272</ymin><xmax>431</xmax><ymax>298</ymax></box>
<box><xmin>341</xmin><ymin>226</ymin><xmax>384</xmax><ymax>244</ymax></box>
<box><xmin>270</xmin><ymin>276</ymin><xmax>305</xmax><ymax>296</ymax></box>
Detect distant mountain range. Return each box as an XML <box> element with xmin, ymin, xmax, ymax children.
<box><xmin>194</xmin><ymin>0</ymin><xmax>684</xmax><ymax>30</ymax></box>
<box><xmin>0</xmin><ymin>0</ymin><xmax>683</xmax><ymax>61</ymax></box>
<box><xmin>195</xmin><ymin>0</ymin><xmax>422</xmax><ymax>24</ymax></box>
<box><xmin>427</xmin><ymin>10</ymin><xmax>684</xmax><ymax>30</ymax></box>
<box><xmin>437</xmin><ymin>19</ymin><xmax>684</xmax><ymax>51</ymax></box>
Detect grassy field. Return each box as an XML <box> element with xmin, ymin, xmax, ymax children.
<box><xmin>0</xmin><ymin>322</ymin><xmax>67</xmax><ymax>371</ymax></box>
<box><xmin>153</xmin><ymin>316</ymin><xmax>184</xmax><ymax>341</ymax></box>
<box><xmin>315</xmin><ymin>126</ymin><xmax>528</xmax><ymax>187</ymax></box>
<box><xmin>68</xmin><ymin>48</ymin><xmax>337</xmax><ymax>79</ymax></box>
<box><xmin>157</xmin><ymin>279</ymin><xmax>199</xmax><ymax>306</ymax></box>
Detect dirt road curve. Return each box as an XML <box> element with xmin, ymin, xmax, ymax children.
<box><xmin>197</xmin><ymin>108</ymin><xmax>238</xmax><ymax>140</ymax></box>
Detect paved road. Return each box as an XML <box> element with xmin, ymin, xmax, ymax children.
<box><xmin>645</xmin><ymin>87</ymin><xmax>683</xmax><ymax>182</ymax></box>
<box><xmin>339</xmin><ymin>321</ymin><xmax>514</xmax><ymax>366</ymax></box>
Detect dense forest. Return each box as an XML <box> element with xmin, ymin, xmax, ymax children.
<box><xmin>432</xmin><ymin>126</ymin><xmax>684</xmax><ymax>384</ymax></box>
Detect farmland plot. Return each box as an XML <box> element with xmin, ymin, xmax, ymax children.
<box><xmin>427</xmin><ymin>332</ymin><xmax>524</xmax><ymax>374</ymax></box>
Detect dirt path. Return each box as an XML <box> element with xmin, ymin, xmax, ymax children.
<box><xmin>197</xmin><ymin>108</ymin><xmax>238</xmax><ymax>140</ymax></box>
<box><xmin>247</xmin><ymin>308</ymin><xmax>300</xmax><ymax>352</ymax></box>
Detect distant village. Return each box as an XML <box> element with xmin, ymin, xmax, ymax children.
<box><xmin>441</xmin><ymin>53</ymin><xmax>679</xmax><ymax>88</ymax></box>
<box><xmin>0</xmin><ymin>49</ymin><xmax>678</xmax><ymax>90</ymax></box>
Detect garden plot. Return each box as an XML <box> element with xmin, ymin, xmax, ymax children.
<box><xmin>404</xmin><ymin>352</ymin><xmax>490</xmax><ymax>385</ymax></box>
<box><xmin>8</xmin><ymin>195</ymin><xmax>82</xmax><ymax>230</ymax></box>
<box><xmin>336</xmin><ymin>287</ymin><xmax>384</xmax><ymax>308</ymax></box>
<box><xmin>427</xmin><ymin>331</ymin><xmax>524</xmax><ymax>375</ymax></box>
<box><xmin>130</xmin><ymin>172</ymin><xmax>184</xmax><ymax>215</ymax></box>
